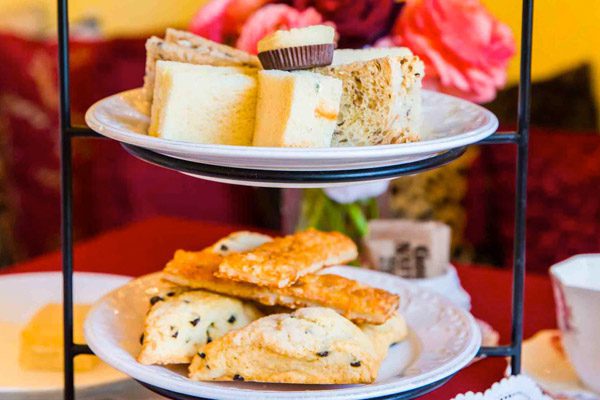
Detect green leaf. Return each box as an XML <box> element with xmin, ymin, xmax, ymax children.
<box><xmin>346</xmin><ymin>203</ymin><xmax>369</xmax><ymax>237</ymax></box>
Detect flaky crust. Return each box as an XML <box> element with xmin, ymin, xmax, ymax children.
<box><xmin>162</xmin><ymin>247</ymin><xmax>398</xmax><ymax>324</ymax></box>
<box><xmin>188</xmin><ymin>307</ymin><xmax>379</xmax><ymax>384</ymax></box>
<box><xmin>216</xmin><ymin>229</ymin><xmax>358</xmax><ymax>288</ymax></box>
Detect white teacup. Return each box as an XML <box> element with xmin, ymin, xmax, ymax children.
<box><xmin>550</xmin><ymin>254</ymin><xmax>600</xmax><ymax>393</ymax></box>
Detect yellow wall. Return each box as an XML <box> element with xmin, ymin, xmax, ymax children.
<box><xmin>0</xmin><ymin>0</ymin><xmax>202</xmax><ymax>36</ymax></box>
<box><xmin>484</xmin><ymin>0</ymin><xmax>600</xmax><ymax>105</ymax></box>
<box><xmin>1</xmin><ymin>0</ymin><xmax>599</xmax><ymax>101</ymax></box>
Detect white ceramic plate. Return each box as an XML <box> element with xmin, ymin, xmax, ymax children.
<box><xmin>85</xmin><ymin>88</ymin><xmax>498</xmax><ymax>173</ymax></box>
<box><xmin>0</xmin><ymin>272</ymin><xmax>131</xmax><ymax>399</ymax></box>
<box><xmin>85</xmin><ymin>266</ymin><xmax>481</xmax><ymax>400</ymax></box>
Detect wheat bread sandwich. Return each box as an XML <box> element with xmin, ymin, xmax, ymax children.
<box><xmin>313</xmin><ymin>48</ymin><xmax>424</xmax><ymax>146</ymax></box>
<box><xmin>143</xmin><ymin>28</ymin><xmax>259</xmax><ymax>101</ymax></box>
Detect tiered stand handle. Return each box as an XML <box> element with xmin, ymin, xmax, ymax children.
<box><xmin>57</xmin><ymin>0</ymin><xmax>533</xmax><ymax>398</ymax></box>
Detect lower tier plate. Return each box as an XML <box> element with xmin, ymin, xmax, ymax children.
<box><xmin>139</xmin><ymin>376</ymin><xmax>454</xmax><ymax>400</ymax></box>
<box><xmin>85</xmin><ymin>267</ymin><xmax>481</xmax><ymax>400</ymax></box>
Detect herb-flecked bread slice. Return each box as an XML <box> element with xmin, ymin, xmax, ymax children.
<box><xmin>143</xmin><ymin>29</ymin><xmax>259</xmax><ymax>101</ymax></box>
<box><xmin>314</xmin><ymin>55</ymin><xmax>424</xmax><ymax>146</ymax></box>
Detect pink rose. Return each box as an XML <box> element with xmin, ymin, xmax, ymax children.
<box><xmin>189</xmin><ymin>0</ymin><xmax>272</xmax><ymax>45</ymax></box>
<box><xmin>236</xmin><ymin>4</ymin><xmax>330</xmax><ymax>54</ymax></box>
<box><xmin>380</xmin><ymin>0</ymin><xmax>515</xmax><ymax>103</ymax></box>
<box><xmin>293</xmin><ymin>0</ymin><xmax>396</xmax><ymax>47</ymax></box>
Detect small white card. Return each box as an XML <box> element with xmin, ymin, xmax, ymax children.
<box><xmin>363</xmin><ymin>219</ymin><xmax>450</xmax><ymax>278</ymax></box>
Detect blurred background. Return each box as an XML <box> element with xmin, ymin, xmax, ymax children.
<box><xmin>0</xmin><ymin>0</ymin><xmax>598</xmax><ymax>272</ymax></box>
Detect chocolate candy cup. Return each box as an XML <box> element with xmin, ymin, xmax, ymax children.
<box><xmin>258</xmin><ymin>44</ymin><xmax>334</xmax><ymax>71</ymax></box>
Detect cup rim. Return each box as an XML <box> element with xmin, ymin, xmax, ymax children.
<box><xmin>550</xmin><ymin>254</ymin><xmax>600</xmax><ymax>290</ymax></box>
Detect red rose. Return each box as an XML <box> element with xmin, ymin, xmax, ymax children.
<box><xmin>379</xmin><ymin>0</ymin><xmax>515</xmax><ymax>103</ymax></box>
<box><xmin>293</xmin><ymin>0</ymin><xmax>396</xmax><ymax>46</ymax></box>
<box><xmin>189</xmin><ymin>0</ymin><xmax>272</xmax><ymax>45</ymax></box>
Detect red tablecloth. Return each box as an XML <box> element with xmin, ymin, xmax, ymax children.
<box><xmin>1</xmin><ymin>216</ymin><xmax>556</xmax><ymax>399</ymax></box>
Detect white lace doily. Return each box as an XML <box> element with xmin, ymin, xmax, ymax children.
<box><xmin>452</xmin><ymin>375</ymin><xmax>552</xmax><ymax>400</ymax></box>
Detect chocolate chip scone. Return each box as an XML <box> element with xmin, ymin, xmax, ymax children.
<box><xmin>188</xmin><ymin>307</ymin><xmax>379</xmax><ymax>384</ymax></box>
<box><xmin>360</xmin><ymin>313</ymin><xmax>408</xmax><ymax>362</ymax></box>
<box><xmin>138</xmin><ymin>290</ymin><xmax>262</xmax><ymax>365</ymax></box>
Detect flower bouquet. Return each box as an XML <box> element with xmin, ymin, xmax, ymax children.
<box><xmin>190</xmin><ymin>0</ymin><xmax>515</xmax><ymax>241</ymax></box>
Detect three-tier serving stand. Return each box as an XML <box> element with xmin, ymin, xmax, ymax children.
<box><xmin>57</xmin><ymin>0</ymin><xmax>534</xmax><ymax>398</ymax></box>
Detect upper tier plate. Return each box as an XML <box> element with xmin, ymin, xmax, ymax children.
<box><xmin>85</xmin><ymin>88</ymin><xmax>498</xmax><ymax>172</ymax></box>
<box><xmin>85</xmin><ymin>266</ymin><xmax>481</xmax><ymax>400</ymax></box>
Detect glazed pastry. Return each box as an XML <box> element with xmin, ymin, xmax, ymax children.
<box><xmin>163</xmin><ymin>240</ymin><xmax>399</xmax><ymax>324</ymax></box>
<box><xmin>216</xmin><ymin>228</ymin><xmax>357</xmax><ymax>288</ymax></box>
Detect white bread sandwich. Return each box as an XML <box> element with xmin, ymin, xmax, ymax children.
<box><xmin>253</xmin><ymin>70</ymin><xmax>342</xmax><ymax>147</ymax></box>
<box><xmin>143</xmin><ymin>29</ymin><xmax>259</xmax><ymax>101</ymax></box>
<box><xmin>314</xmin><ymin>48</ymin><xmax>424</xmax><ymax>146</ymax></box>
<box><xmin>149</xmin><ymin>61</ymin><xmax>258</xmax><ymax>145</ymax></box>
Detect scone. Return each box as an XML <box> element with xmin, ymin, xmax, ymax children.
<box><xmin>138</xmin><ymin>290</ymin><xmax>262</xmax><ymax>365</ymax></box>
<box><xmin>149</xmin><ymin>61</ymin><xmax>258</xmax><ymax>145</ymax></box>
<box><xmin>252</xmin><ymin>70</ymin><xmax>342</xmax><ymax>148</ymax></box>
<box><xmin>314</xmin><ymin>54</ymin><xmax>423</xmax><ymax>146</ymax></box>
<box><xmin>216</xmin><ymin>228</ymin><xmax>357</xmax><ymax>287</ymax></box>
<box><xmin>360</xmin><ymin>313</ymin><xmax>408</xmax><ymax>362</ymax></box>
<box><xmin>143</xmin><ymin>279</ymin><xmax>189</xmax><ymax>306</ymax></box>
<box><xmin>210</xmin><ymin>230</ymin><xmax>273</xmax><ymax>256</ymax></box>
<box><xmin>143</xmin><ymin>29</ymin><xmax>259</xmax><ymax>101</ymax></box>
<box><xmin>257</xmin><ymin>25</ymin><xmax>335</xmax><ymax>70</ymax></box>
<box><xmin>188</xmin><ymin>307</ymin><xmax>379</xmax><ymax>384</ymax></box>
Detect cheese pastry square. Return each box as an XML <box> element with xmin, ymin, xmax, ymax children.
<box><xmin>137</xmin><ymin>290</ymin><xmax>262</xmax><ymax>365</ymax></box>
<box><xmin>163</xmin><ymin>239</ymin><xmax>398</xmax><ymax>324</ymax></box>
<box><xmin>216</xmin><ymin>228</ymin><xmax>358</xmax><ymax>288</ymax></box>
<box><xmin>188</xmin><ymin>307</ymin><xmax>379</xmax><ymax>384</ymax></box>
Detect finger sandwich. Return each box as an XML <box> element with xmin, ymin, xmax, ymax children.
<box><xmin>314</xmin><ymin>48</ymin><xmax>424</xmax><ymax>146</ymax></box>
<box><xmin>253</xmin><ymin>70</ymin><xmax>342</xmax><ymax>147</ymax></box>
<box><xmin>144</xmin><ymin>29</ymin><xmax>259</xmax><ymax>101</ymax></box>
<box><xmin>149</xmin><ymin>61</ymin><xmax>258</xmax><ymax>145</ymax></box>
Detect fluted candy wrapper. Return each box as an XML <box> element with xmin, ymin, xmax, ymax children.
<box><xmin>258</xmin><ymin>44</ymin><xmax>334</xmax><ymax>71</ymax></box>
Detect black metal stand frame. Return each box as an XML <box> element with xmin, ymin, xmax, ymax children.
<box><xmin>58</xmin><ymin>0</ymin><xmax>533</xmax><ymax>398</ymax></box>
